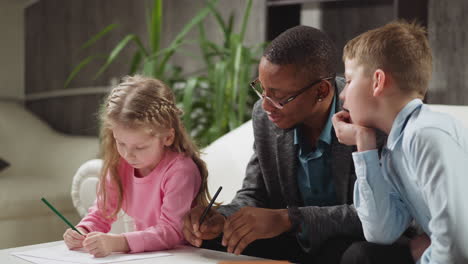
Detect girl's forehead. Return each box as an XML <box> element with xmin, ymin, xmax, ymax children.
<box><xmin>112</xmin><ymin>122</ymin><xmax>168</xmax><ymax>141</ymax></box>
<box><xmin>112</xmin><ymin>124</ymin><xmax>153</xmax><ymax>139</ymax></box>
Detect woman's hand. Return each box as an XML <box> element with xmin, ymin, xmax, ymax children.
<box><xmin>182</xmin><ymin>205</ymin><xmax>226</xmax><ymax>247</ymax></box>
<box><xmin>222</xmin><ymin>207</ymin><xmax>291</xmax><ymax>255</ymax></box>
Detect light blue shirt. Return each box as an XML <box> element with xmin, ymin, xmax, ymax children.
<box><xmin>353</xmin><ymin>99</ymin><xmax>468</xmax><ymax>264</ymax></box>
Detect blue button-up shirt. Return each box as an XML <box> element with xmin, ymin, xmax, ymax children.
<box><xmin>294</xmin><ymin>95</ymin><xmax>338</xmax><ymax>245</ymax></box>
<box><xmin>294</xmin><ymin>95</ymin><xmax>337</xmax><ymax>207</ymax></box>
<box><xmin>353</xmin><ymin>99</ymin><xmax>468</xmax><ymax>264</ymax></box>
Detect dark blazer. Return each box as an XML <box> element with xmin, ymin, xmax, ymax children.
<box><xmin>218</xmin><ymin>77</ymin><xmax>377</xmax><ymax>253</ymax></box>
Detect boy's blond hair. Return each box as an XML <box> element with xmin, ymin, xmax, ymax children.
<box><xmin>343</xmin><ymin>20</ymin><xmax>432</xmax><ymax>97</ymax></box>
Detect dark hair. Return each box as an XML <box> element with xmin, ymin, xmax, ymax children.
<box><xmin>263</xmin><ymin>25</ymin><xmax>338</xmax><ymax>81</ymax></box>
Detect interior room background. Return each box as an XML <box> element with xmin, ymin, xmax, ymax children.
<box><xmin>0</xmin><ymin>0</ymin><xmax>467</xmax><ymax>250</ymax></box>
<box><xmin>1</xmin><ymin>0</ymin><xmax>467</xmax><ymax>136</ymax></box>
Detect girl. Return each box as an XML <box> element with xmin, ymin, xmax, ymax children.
<box><xmin>63</xmin><ymin>75</ymin><xmax>210</xmax><ymax>257</ymax></box>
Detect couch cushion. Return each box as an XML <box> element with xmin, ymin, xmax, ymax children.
<box><xmin>0</xmin><ymin>132</ymin><xmax>99</xmax><ymax>219</ymax></box>
<box><xmin>428</xmin><ymin>104</ymin><xmax>468</xmax><ymax>129</ymax></box>
<box><xmin>202</xmin><ymin>120</ymin><xmax>254</xmax><ymax>204</ymax></box>
<box><xmin>0</xmin><ymin>101</ymin><xmax>99</xmax><ymax>220</ymax></box>
<box><xmin>0</xmin><ymin>173</ymin><xmax>78</xmax><ymax>220</ymax></box>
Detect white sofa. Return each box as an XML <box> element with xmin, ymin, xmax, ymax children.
<box><xmin>0</xmin><ymin>101</ymin><xmax>99</xmax><ymax>249</ymax></box>
<box><xmin>71</xmin><ymin>104</ymin><xmax>468</xmax><ymax>233</ymax></box>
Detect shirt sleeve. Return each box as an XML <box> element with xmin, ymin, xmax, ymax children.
<box><xmin>77</xmin><ymin>170</ymin><xmax>119</xmax><ymax>233</ymax></box>
<box><xmin>352</xmin><ymin>149</ymin><xmax>412</xmax><ymax>244</ymax></box>
<box><xmin>410</xmin><ymin>128</ymin><xmax>460</xmax><ymax>264</ymax></box>
<box><xmin>123</xmin><ymin>161</ymin><xmax>201</xmax><ymax>253</ymax></box>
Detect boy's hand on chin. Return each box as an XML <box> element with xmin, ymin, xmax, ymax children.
<box><xmin>332</xmin><ymin>111</ymin><xmax>377</xmax><ymax>152</ymax></box>
<box><xmin>333</xmin><ymin>111</ymin><xmax>359</xmax><ymax>145</ymax></box>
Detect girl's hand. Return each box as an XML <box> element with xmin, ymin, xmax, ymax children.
<box><xmin>332</xmin><ymin>111</ymin><xmax>377</xmax><ymax>152</ymax></box>
<box><xmin>83</xmin><ymin>232</ymin><xmax>129</xmax><ymax>258</ymax></box>
<box><xmin>63</xmin><ymin>227</ymin><xmax>87</xmax><ymax>250</ymax></box>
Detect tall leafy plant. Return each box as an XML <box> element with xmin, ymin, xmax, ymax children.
<box><xmin>181</xmin><ymin>0</ymin><xmax>266</xmax><ymax>146</ymax></box>
<box><xmin>64</xmin><ymin>0</ymin><xmax>217</xmax><ymax>88</ymax></box>
<box><xmin>65</xmin><ymin>0</ymin><xmax>265</xmax><ymax>147</ymax></box>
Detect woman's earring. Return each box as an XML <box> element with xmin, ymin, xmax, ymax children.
<box><xmin>318</xmin><ymin>97</ymin><xmax>323</xmax><ymax>102</ymax></box>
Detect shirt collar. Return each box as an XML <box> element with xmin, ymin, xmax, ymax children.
<box><xmin>294</xmin><ymin>94</ymin><xmax>336</xmax><ymax>146</ymax></box>
<box><xmin>320</xmin><ymin>94</ymin><xmax>336</xmax><ymax>145</ymax></box>
<box><xmin>387</xmin><ymin>98</ymin><xmax>423</xmax><ymax>150</ymax></box>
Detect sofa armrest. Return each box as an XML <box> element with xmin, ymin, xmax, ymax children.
<box><xmin>70</xmin><ymin>159</ymin><xmax>133</xmax><ymax>234</ymax></box>
<box><xmin>71</xmin><ymin>159</ymin><xmax>102</xmax><ymax>218</ymax></box>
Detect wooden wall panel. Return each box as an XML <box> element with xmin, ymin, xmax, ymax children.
<box><xmin>25</xmin><ymin>0</ymin><xmax>148</xmax><ymax>92</ymax></box>
<box><xmin>26</xmin><ymin>94</ymin><xmax>106</xmax><ymax>135</ymax></box>
<box><xmin>24</xmin><ymin>0</ymin><xmax>266</xmax><ymax>136</ymax></box>
<box><xmin>24</xmin><ymin>0</ymin><xmax>468</xmax><ymax>138</ymax></box>
<box><xmin>320</xmin><ymin>1</ymin><xmax>394</xmax><ymax>74</ymax></box>
<box><xmin>25</xmin><ymin>0</ymin><xmax>149</xmax><ymax>136</ymax></box>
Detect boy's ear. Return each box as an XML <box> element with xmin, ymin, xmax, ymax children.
<box><xmin>372</xmin><ymin>69</ymin><xmax>386</xmax><ymax>97</ymax></box>
<box><xmin>164</xmin><ymin>128</ymin><xmax>175</xmax><ymax>147</ymax></box>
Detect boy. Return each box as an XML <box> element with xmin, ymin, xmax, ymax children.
<box><xmin>332</xmin><ymin>20</ymin><xmax>468</xmax><ymax>264</ymax></box>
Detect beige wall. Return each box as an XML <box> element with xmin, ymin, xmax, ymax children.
<box><xmin>301</xmin><ymin>3</ymin><xmax>322</xmax><ymax>30</ymax></box>
<box><xmin>0</xmin><ymin>0</ymin><xmax>35</xmax><ymax>101</ymax></box>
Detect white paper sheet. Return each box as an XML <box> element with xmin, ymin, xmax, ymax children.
<box><xmin>10</xmin><ymin>254</ymin><xmax>66</xmax><ymax>264</ymax></box>
<box><xmin>11</xmin><ymin>243</ymin><xmax>171</xmax><ymax>264</ymax></box>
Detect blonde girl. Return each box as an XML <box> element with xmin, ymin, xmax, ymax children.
<box><xmin>63</xmin><ymin>75</ymin><xmax>210</xmax><ymax>257</ymax></box>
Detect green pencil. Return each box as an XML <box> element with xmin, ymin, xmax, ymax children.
<box><xmin>41</xmin><ymin>197</ymin><xmax>83</xmax><ymax>235</ymax></box>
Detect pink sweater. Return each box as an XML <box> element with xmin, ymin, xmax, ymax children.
<box><xmin>77</xmin><ymin>151</ymin><xmax>201</xmax><ymax>253</ymax></box>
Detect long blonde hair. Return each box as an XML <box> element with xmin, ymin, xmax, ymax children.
<box><xmin>98</xmin><ymin>75</ymin><xmax>210</xmax><ymax>218</ymax></box>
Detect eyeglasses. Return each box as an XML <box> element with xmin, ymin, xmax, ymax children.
<box><xmin>250</xmin><ymin>76</ymin><xmax>335</xmax><ymax>109</ymax></box>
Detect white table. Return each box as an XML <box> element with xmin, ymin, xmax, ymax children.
<box><xmin>0</xmin><ymin>241</ymin><xmax>264</xmax><ymax>264</ymax></box>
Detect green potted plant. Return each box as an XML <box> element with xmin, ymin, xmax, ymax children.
<box><xmin>64</xmin><ymin>0</ymin><xmax>217</xmax><ymax>88</ymax></box>
<box><xmin>65</xmin><ymin>0</ymin><xmax>265</xmax><ymax>147</ymax></box>
<box><xmin>181</xmin><ymin>0</ymin><xmax>266</xmax><ymax>146</ymax></box>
